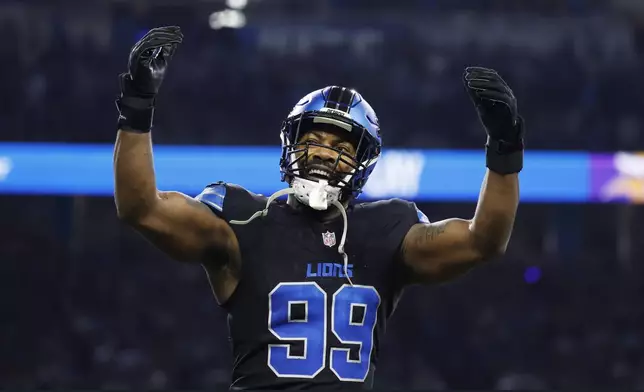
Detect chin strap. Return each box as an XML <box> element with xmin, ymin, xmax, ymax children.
<box><xmin>291</xmin><ymin>177</ymin><xmax>341</xmax><ymax>211</ymax></box>
<box><xmin>331</xmin><ymin>199</ymin><xmax>353</xmax><ymax>286</ymax></box>
<box><xmin>228</xmin><ymin>187</ymin><xmax>353</xmax><ymax>286</ymax></box>
<box><xmin>228</xmin><ymin>188</ymin><xmax>294</xmax><ymax>225</ymax></box>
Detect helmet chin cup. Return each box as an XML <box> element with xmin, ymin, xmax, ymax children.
<box><xmin>291</xmin><ymin>177</ymin><xmax>341</xmax><ymax>211</ymax></box>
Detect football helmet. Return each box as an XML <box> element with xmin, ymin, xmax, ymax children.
<box><xmin>279</xmin><ymin>86</ymin><xmax>382</xmax><ymax>209</ymax></box>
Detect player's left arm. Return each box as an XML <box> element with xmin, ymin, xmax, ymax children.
<box><xmin>401</xmin><ymin>67</ymin><xmax>524</xmax><ymax>284</ymax></box>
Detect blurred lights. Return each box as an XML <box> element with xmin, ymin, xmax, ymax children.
<box><xmin>523</xmin><ymin>266</ymin><xmax>542</xmax><ymax>284</ymax></box>
<box><xmin>210</xmin><ymin>0</ymin><xmax>248</xmax><ymax>30</ymax></box>
<box><xmin>0</xmin><ymin>157</ymin><xmax>12</xmax><ymax>180</ymax></box>
<box><xmin>209</xmin><ymin>9</ymin><xmax>246</xmax><ymax>30</ymax></box>
<box><xmin>226</xmin><ymin>0</ymin><xmax>248</xmax><ymax>10</ymax></box>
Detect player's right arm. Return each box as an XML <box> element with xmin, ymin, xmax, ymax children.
<box><xmin>112</xmin><ymin>27</ymin><xmax>239</xmax><ymax>302</ymax></box>
<box><xmin>114</xmin><ymin>131</ymin><xmax>236</xmax><ymax>264</ymax></box>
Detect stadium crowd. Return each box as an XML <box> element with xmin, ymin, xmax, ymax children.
<box><xmin>2</xmin><ymin>0</ymin><xmax>644</xmax><ymax>150</ymax></box>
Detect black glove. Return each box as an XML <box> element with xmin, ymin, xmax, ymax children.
<box><xmin>464</xmin><ymin>66</ymin><xmax>524</xmax><ymax>174</ymax></box>
<box><xmin>116</xmin><ymin>26</ymin><xmax>183</xmax><ymax>133</ymax></box>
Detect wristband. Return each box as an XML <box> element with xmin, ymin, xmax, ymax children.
<box><xmin>485</xmin><ymin>138</ymin><xmax>524</xmax><ymax>174</ymax></box>
<box><xmin>485</xmin><ymin>115</ymin><xmax>524</xmax><ymax>175</ymax></box>
<box><xmin>115</xmin><ymin>96</ymin><xmax>155</xmax><ymax>133</ymax></box>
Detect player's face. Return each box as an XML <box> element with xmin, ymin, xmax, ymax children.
<box><xmin>296</xmin><ymin>128</ymin><xmax>358</xmax><ymax>183</ymax></box>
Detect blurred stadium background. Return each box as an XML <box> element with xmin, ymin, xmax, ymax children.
<box><xmin>2</xmin><ymin>0</ymin><xmax>644</xmax><ymax>389</ymax></box>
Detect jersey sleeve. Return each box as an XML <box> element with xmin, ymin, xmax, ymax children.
<box><xmin>196</xmin><ymin>182</ymin><xmax>227</xmax><ymax>217</ymax></box>
<box><xmin>413</xmin><ymin>203</ymin><xmax>430</xmax><ymax>224</ymax></box>
<box><xmin>378</xmin><ymin>198</ymin><xmax>430</xmax><ymax>255</ymax></box>
<box><xmin>354</xmin><ymin>197</ymin><xmax>430</xmax><ymax>263</ymax></box>
<box><xmin>195</xmin><ymin>181</ymin><xmax>264</xmax><ymax>223</ymax></box>
<box><xmin>381</xmin><ymin>200</ymin><xmax>430</xmax><ymax>294</ymax></box>
<box><xmin>354</xmin><ymin>198</ymin><xmax>430</xmax><ymax>308</ymax></box>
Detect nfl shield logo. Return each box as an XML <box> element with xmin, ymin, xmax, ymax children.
<box><xmin>322</xmin><ymin>231</ymin><xmax>336</xmax><ymax>247</ymax></box>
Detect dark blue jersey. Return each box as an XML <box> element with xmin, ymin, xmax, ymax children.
<box><xmin>196</xmin><ymin>182</ymin><xmax>428</xmax><ymax>390</ymax></box>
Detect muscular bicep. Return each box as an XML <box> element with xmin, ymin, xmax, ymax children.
<box><xmin>400</xmin><ymin>218</ymin><xmax>486</xmax><ymax>284</ymax></box>
<box><xmin>131</xmin><ymin>191</ymin><xmax>238</xmax><ymax>265</ymax></box>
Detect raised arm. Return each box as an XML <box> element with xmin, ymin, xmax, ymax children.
<box><xmin>400</xmin><ymin>66</ymin><xmax>523</xmax><ymax>284</ymax></box>
<box><xmin>113</xmin><ymin>27</ymin><xmax>239</xmax><ymax>302</ymax></box>
<box><xmin>401</xmin><ymin>171</ymin><xmax>518</xmax><ymax>283</ymax></box>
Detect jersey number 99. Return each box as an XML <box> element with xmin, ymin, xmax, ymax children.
<box><xmin>268</xmin><ymin>282</ymin><xmax>381</xmax><ymax>382</ymax></box>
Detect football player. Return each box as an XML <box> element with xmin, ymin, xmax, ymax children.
<box><xmin>114</xmin><ymin>27</ymin><xmax>523</xmax><ymax>390</ymax></box>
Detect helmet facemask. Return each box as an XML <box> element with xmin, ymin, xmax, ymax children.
<box><xmin>280</xmin><ymin>112</ymin><xmax>381</xmax><ymax>209</ymax></box>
